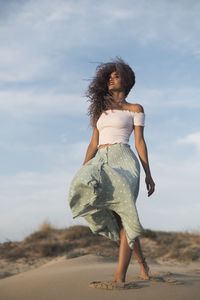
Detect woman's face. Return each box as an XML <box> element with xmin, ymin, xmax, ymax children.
<box><xmin>107</xmin><ymin>71</ymin><xmax>123</xmax><ymax>92</ymax></box>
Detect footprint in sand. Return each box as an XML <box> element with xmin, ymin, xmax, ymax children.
<box><xmin>163</xmin><ymin>277</ymin><xmax>185</xmax><ymax>285</ymax></box>
<box><xmin>89</xmin><ymin>280</ymin><xmax>142</xmax><ymax>290</ymax></box>
<box><xmin>150</xmin><ymin>273</ymin><xmax>185</xmax><ymax>285</ymax></box>
<box><xmin>89</xmin><ymin>273</ymin><xmax>185</xmax><ymax>290</ymax></box>
<box><xmin>137</xmin><ymin>272</ymin><xmax>185</xmax><ymax>285</ymax></box>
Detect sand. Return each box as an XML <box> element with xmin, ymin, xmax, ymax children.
<box><xmin>0</xmin><ymin>254</ymin><xmax>200</xmax><ymax>300</ymax></box>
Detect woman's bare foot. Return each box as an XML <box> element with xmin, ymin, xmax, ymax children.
<box><xmin>113</xmin><ymin>277</ymin><xmax>125</xmax><ymax>283</ymax></box>
<box><xmin>138</xmin><ymin>257</ymin><xmax>150</xmax><ymax>280</ymax></box>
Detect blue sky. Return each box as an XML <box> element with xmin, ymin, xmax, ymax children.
<box><xmin>0</xmin><ymin>0</ymin><xmax>200</xmax><ymax>242</ymax></box>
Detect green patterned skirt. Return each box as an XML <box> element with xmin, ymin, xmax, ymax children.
<box><xmin>67</xmin><ymin>142</ymin><xmax>144</xmax><ymax>249</ymax></box>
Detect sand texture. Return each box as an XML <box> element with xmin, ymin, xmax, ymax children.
<box><xmin>0</xmin><ymin>254</ymin><xmax>200</xmax><ymax>300</ymax></box>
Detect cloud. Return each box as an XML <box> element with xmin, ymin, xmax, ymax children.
<box><xmin>0</xmin><ymin>90</ymin><xmax>88</xmax><ymax>119</ymax></box>
<box><xmin>0</xmin><ymin>0</ymin><xmax>199</xmax><ymax>85</ymax></box>
<box><xmin>137</xmin><ymin>142</ymin><xmax>200</xmax><ymax>232</ymax></box>
<box><xmin>177</xmin><ymin>131</ymin><xmax>200</xmax><ymax>153</ymax></box>
<box><xmin>0</xmin><ymin>170</ymin><xmax>69</xmax><ymax>241</ymax></box>
<box><xmin>0</xmin><ymin>140</ymin><xmax>89</xmax><ymax>242</ymax></box>
<box><xmin>0</xmin><ymin>138</ymin><xmax>89</xmax><ymax>175</ymax></box>
<box><xmin>1</xmin><ymin>85</ymin><xmax>200</xmax><ymax>122</ymax></box>
<box><xmin>133</xmin><ymin>87</ymin><xmax>200</xmax><ymax>112</ymax></box>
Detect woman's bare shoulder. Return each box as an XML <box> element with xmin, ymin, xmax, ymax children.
<box><xmin>126</xmin><ymin>102</ymin><xmax>144</xmax><ymax>113</ymax></box>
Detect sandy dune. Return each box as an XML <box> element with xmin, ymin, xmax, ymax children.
<box><xmin>0</xmin><ymin>254</ymin><xmax>200</xmax><ymax>300</ymax></box>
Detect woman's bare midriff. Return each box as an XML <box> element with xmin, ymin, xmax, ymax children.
<box><xmin>98</xmin><ymin>143</ymin><xmax>117</xmax><ymax>149</ymax></box>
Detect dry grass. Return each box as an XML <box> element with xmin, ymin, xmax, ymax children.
<box><xmin>38</xmin><ymin>220</ymin><xmax>55</xmax><ymax>232</ymax></box>
<box><xmin>0</xmin><ymin>224</ymin><xmax>199</xmax><ymax>264</ymax></box>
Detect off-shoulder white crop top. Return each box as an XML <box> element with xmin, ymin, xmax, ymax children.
<box><xmin>96</xmin><ymin>109</ymin><xmax>145</xmax><ymax>148</ymax></box>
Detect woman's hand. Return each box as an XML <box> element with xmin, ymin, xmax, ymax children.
<box><xmin>145</xmin><ymin>175</ymin><xmax>155</xmax><ymax>197</ymax></box>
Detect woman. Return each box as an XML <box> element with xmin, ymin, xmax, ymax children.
<box><xmin>67</xmin><ymin>57</ymin><xmax>155</xmax><ymax>289</ymax></box>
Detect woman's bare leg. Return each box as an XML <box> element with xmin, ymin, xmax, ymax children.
<box><xmin>112</xmin><ymin>211</ymin><xmax>149</xmax><ymax>282</ymax></box>
<box><xmin>113</xmin><ymin>227</ymin><xmax>133</xmax><ymax>282</ymax></box>
<box><xmin>133</xmin><ymin>237</ymin><xmax>150</xmax><ymax>279</ymax></box>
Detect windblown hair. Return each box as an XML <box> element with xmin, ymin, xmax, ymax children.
<box><xmin>86</xmin><ymin>57</ymin><xmax>136</xmax><ymax>128</ymax></box>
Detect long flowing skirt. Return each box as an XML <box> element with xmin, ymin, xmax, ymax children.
<box><xmin>67</xmin><ymin>142</ymin><xmax>144</xmax><ymax>249</ymax></box>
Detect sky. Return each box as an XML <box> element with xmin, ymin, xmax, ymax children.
<box><xmin>0</xmin><ymin>0</ymin><xmax>199</xmax><ymax>243</ymax></box>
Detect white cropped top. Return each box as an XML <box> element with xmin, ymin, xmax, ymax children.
<box><xmin>96</xmin><ymin>109</ymin><xmax>145</xmax><ymax>148</ymax></box>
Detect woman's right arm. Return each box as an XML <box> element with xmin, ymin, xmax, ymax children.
<box><xmin>82</xmin><ymin>126</ymin><xmax>99</xmax><ymax>165</ymax></box>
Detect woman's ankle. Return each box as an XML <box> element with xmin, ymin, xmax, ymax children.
<box><xmin>114</xmin><ymin>270</ymin><xmax>126</xmax><ymax>282</ymax></box>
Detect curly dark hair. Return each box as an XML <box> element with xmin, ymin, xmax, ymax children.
<box><xmin>86</xmin><ymin>57</ymin><xmax>136</xmax><ymax>128</ymax></box>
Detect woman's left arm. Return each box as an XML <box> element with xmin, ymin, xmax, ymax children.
<box><xmin>134</xmin><ymin>125</ymin><xmax>155</xmax><ymax>197</ymax></box>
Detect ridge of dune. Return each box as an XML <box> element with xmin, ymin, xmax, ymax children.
<box><xmin>38</xmin><ymin>253</ymin><xmax>116</xmax><ymax>269</ymax></box>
